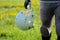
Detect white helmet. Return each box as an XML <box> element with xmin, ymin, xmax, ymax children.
<box><xmin>15</xmin><ymin>3</ymin><xmax>34</xmax><ymax>30</ymax></box>
<box><xmin>15</xmin><ymin>10</ymin><xmax>34</xmax><ymax>30</ymax></box>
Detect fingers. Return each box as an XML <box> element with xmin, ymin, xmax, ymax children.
<box><xmin>24</xmin><ymin>0</ymin><xmax>31</xmax><ymax>9</ymax></box>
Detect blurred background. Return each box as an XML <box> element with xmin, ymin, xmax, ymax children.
<box><xmin>0</xmin><ymin>0</ymin><xmax>56</xmax><ymax>40</ymax></box>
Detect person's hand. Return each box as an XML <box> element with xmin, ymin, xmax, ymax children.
<box><xmin>24</xmin><ymin>0</ymin><xmax>31</xmax><ymax>9</ymax></box>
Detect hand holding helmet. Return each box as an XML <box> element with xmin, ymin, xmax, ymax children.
<box><xmin>24</xmin><ymin>0</ymin><xmax>31</xmax><ymax>9</ymax></box>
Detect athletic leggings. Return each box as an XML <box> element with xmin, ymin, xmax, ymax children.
<box><xmin>40</xmin><ymin>2</ymin><xmax>60</xmax><ymax>37</ymax></box>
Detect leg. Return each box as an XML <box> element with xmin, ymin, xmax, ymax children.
<box><xmin>40</xmin><ymin>3</ymin><xmax>55</xmax><ymax>40</ymax></box>
<box><xmin>55</xmin><ymin>5</ymin><xmax>60</xmax><ymax>40</ymax></box>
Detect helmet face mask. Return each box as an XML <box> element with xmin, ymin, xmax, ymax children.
<box><xmin>15</xmin><ymin>11</ymin><xmax>34</xmax><ymax>30</ymax></box>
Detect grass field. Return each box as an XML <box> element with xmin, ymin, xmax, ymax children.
<box><xmin>0</xmin><ymin>0</ymin><xmax>57</xmax><ymax>40</ymax></box>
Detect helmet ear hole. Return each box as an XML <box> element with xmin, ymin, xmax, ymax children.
<box><xmin>32</xmin><ymin>15</ymin><xmax>34</xmax><ymax>17</ymax></box>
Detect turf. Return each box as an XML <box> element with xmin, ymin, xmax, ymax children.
<box><xmin>0</xmin><ymin>0</ymin><xmax>56</xmax><ymax>40</ymax></box>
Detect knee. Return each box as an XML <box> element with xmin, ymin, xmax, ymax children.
<box><xmin>42</xmin><ymin>19</ymin><xmax>51</xmax><ymax>28</ymax></box>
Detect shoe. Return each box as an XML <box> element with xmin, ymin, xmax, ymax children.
<box><xmin>42</xmin><ymin>33</ymin><xmax>51</xmax><ymax>40</ymax></box>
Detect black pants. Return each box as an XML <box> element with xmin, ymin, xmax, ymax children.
<box><xmin>40</xmin><ymin>2</ymin><xmax>60</xmax><ymax>39</ymax></box>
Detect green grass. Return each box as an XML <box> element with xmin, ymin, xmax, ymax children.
<box><xmin>0</xmin><ymin>0</ymin><xmax>57</xmax><ymax>40</ymax></box>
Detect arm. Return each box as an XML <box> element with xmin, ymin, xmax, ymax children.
<box><xmin>24</xmin><ymin>0</ymin><xmax>31</xmax><ymax>9</ymax></box>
